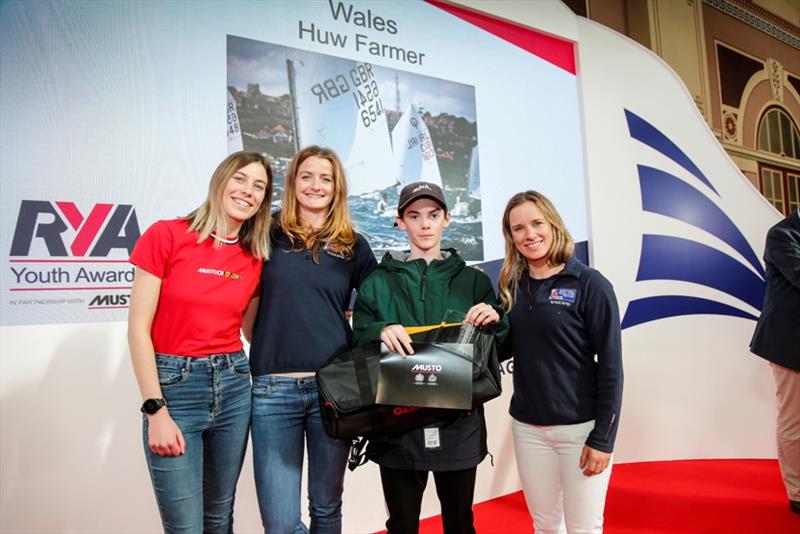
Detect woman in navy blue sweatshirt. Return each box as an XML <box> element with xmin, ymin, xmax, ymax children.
<box><xmin>245</xmin><ymin>146</ymin><xmax>377</xmax><ymax>533</ymax></box>
<box><xmin>498</xmin><ymin>191</ymin><xmax>623</xmax><ymax>534</ymax></box>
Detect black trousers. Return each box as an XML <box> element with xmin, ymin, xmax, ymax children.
<box><xmin>379</xmin><ymin>465</ymin><xmax>478</xmax><ymax>534</ymax></box>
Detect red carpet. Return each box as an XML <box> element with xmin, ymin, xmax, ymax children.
<box><xmin>396</xmin><ymin>460</ymin><xmax>799</xmax><ymax>533</ymax></box>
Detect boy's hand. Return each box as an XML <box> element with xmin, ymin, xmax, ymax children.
<box><xmin>380</xmin><ymin>324</ymin><xmax>414</xmax><ymax>357</ymax></box>
<box><xmin>464</xmin><ymin>303</ymin><xmax>499</xmax><ymax>326</ymax></box>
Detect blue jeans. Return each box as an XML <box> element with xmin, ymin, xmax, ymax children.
<box><xmin>251</xmin><ymin>375</ymin><xmax>350</xmax><ymax>534</ymax></box>
<box><xmin>143</xmin><ymin>351</ymin><xmax>252</xmax><ymax>534</ymax></box>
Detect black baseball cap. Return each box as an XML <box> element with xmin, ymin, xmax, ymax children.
<box><xmin>397</xmin><ymin>182</ymin><xmax>448</xmax><ymax>217</ymax></box>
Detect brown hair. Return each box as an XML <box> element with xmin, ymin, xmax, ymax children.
<box><xmin>278</xmin><ymin>145</ymin><xmax>357</xmax><ymax>262</ymax></box>
<box><xmin>185</xmin><ymin>151</ymin><xmax>274</xmax><ymax>259</ymax></box>
<box><xmin>498</xmin><ymin>190</ymin><xmax>574</xmax><ymax>310</ymax></box>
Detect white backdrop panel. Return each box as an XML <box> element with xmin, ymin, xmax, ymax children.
<box><xmin>0</xmin><ymin>1</ymin><xmax>783</xmax><ymax>533</ymax></box>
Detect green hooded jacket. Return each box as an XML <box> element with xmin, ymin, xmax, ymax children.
<box><xmin>352</xmin><ymin>249</ymin><xmax>509</xmax><ymax>471</ymax></box>
<box><xmin>353</xmin><ymin>250</ymin><xmax>509</xmax><ymax>344</ymax></box>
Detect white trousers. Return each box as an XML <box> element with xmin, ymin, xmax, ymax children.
<box><xmin>512</xmin><ymin>419</ymin><xmax>612</xmax><ymax>534</ymax></box>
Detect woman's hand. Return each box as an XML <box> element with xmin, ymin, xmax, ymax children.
<box><xmin>579</xmin><ymin>445</ymin><xmax>611</xmax><ymax>476</ymax></box>
<box><xmin>129</xmin><ymin>268</ymin><xmax>185</xmax><ymax>456</ymax></box>
<box><xmin>380</xmin><ymin>324</ymin><xmax>414</xmax><ymax>357</ymax></box>
<box><xmin>464</xmin><ymin>303</ymin><xmax>500</xmax><ymax>327</ymax></box>
<box><xmin>146</xmin><ymin>409</ymin><xmax>186</xmax><ymax>457</ymax></box>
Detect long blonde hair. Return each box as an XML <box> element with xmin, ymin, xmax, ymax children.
<box><xmin>185</xmin><ymin>151</ymin><xmax>274</xmax><ymax>260</ymax></box>
<box><xmin>278</xmin><ymin>145</ymin><xmax>357</xmax><ymax>262</ymax></box>
<box><xmin>498</xmin><ymin>191</ymin><xmax>574</xmax><ymax>310</ymax></box>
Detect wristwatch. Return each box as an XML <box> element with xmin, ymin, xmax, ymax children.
<box><xmin>140</xmin><ymin>398</ymin><xmax>167</xmax><ymax>415</ymax></box>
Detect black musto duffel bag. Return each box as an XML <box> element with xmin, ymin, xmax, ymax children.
<box><xmin>316</xmin><ymin>323</ymin><xmax>502</xmax><ymax>443</ymax></box>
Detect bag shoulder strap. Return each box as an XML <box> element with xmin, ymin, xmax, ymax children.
<box><xmin>353</xmin><ymin>344</ymin><xmax>387</xmax><ymax>439</ymax></box>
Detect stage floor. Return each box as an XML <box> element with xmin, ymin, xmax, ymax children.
<box><xmin>375</xmin><ymin>459</ymin><xmax>799</xmax><ymax>533</ymax></box>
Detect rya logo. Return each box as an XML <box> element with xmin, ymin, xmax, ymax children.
<box><xmin>10</xmin><ymin>201</ymin><xmax>140</xmax><ymax>257</ymax></box>
<box><xmin>549</xmin><ymin>288</ymin><xmax>576</xmax><ymax>306</ymax></box>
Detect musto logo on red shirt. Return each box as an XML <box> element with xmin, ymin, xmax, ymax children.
<box><xmin>7</xmin><ymin>200</ymin><xmax>140</xmax><ymax>311</ymax></box>
<box><xmin>197</xmin><ymin>267</ymin><xmax>241</xmax><ymax>280</ymax></box>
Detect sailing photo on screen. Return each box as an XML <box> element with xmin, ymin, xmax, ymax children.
<box><xmin>227</xmin><ymin>34</ymin><xmax>483</xmax><ymax>260</ymax></box>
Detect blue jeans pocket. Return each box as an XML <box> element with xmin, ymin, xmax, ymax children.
<box><xmin>252</xmin><ymin>376</ymin><xmax>276</xmax><ymax>398</ymax></box>
<box><xmin>156</xmin><ymin>354</ymin><xmax>188</xmax><ymax>388</ymax></box>
<box><xmin>232</xmin><ymin>358</ymin><xmax>251</xmax><ymax>378</ymax></box>
<box><xmin>157</xmin><ymin>364</ymin><xmax>187</xmax><ymax>389</ymax></box>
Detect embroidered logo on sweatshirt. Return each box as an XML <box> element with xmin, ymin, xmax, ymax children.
<box><xmin>549</xmin><ymin>288</ymin><xmax>576</xmax><ymax>306</ymax></box>
<box><xmin>323</xmin><ymin>241</ymin><xmax>347</xmax><ymax>260</ymax></box>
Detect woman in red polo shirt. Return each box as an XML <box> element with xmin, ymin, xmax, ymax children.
<box><xmin>128</xmin><ymin>151</ymin><xmax>273</xmax><ymax>533</ymax></box>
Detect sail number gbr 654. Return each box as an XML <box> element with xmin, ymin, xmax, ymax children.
<box><xmin>309</xmin><ymin>63</ymin><xmax>384</xmax><ymax>128</ymax></box>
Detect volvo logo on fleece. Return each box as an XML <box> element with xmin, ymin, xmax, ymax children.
<box><xmin>549</xmin><ymin>288</ymin><xmax>576</xmax><ymax>306</ymax></box>
<box><xmin>621</xmin><ymin>110</ymin><xmax>766</xmax><ymax>329</ymax></box>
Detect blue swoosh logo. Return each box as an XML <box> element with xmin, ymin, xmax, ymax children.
<box><xmin>621</xmin><ymin>110</ymin><xmax>765</xmax><ymax>329</ymax></box>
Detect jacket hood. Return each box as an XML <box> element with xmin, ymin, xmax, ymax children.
<box><xmin>379</xmin><ymin>248</ymin><xmax>465</xmax><ymax>280</ymax></box>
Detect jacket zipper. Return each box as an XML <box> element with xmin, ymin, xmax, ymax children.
<box><xmin>420</xmin><ymin>264</ymin><xmax>429</xmax><ymax>323</ymax></box>
<box><xmin>528</xmin><ymin>278</ymin><xmax>543</xmax><ymax>313</ymax></box>
<box><xmin>605</xmin><ymin>413</ymin><xmax>616</xmax><ymax>441</ymax></box>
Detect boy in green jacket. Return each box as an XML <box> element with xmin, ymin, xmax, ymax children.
<box><xmin>353</xmin><ymin>181</ymin><xmax>508</xmax><ymax>534</ymax></box>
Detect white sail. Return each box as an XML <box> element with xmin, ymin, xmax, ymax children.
<box><xmin>227</xmin><ymin>89</ymin><xmax>243</xmax><ymax>153</ymax></box>
<box><xmin>289</xmin><ymin>51</ymin><xmax>394</xmax><ymax>196</ymax></box>
<box><xmin>452</xmin><ymin>144</ymin><xmax>480</xmax><ymax>218</ymax></box>
<box><xmin>390</xmin><ymin>103</ymin><xmax>442</xmax><ymax>188</ymax></box>
<box><xmin>468</xmin><ymin>144</ymin><xmax>480</xmax><ymax>199</ymax></box>
<box><xmin>344</xmin><ymin>62</ymin><xmax>395</xmax><ymax>196</ymax></box>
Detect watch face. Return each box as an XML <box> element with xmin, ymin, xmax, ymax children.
<box><xmin>142</xmin><ymin>399</ymin><xmax>163</xmax><ymax>414</ymax></box>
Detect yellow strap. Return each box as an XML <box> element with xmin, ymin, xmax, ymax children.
<box><xmin>404</xmin><ymin>322</ymin><xmax>463</xmax><ymax>335</ymax></box>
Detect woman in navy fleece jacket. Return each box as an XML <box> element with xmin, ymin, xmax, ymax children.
<box><xmin>498</xmin><ymin>191</ymin><xmax>623</xmax><ymax>534</ymax></box>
